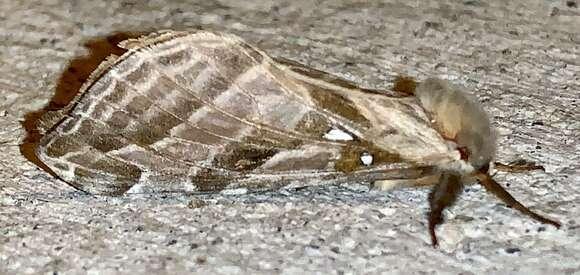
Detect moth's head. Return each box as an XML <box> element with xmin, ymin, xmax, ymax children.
<box><xmin>415</xmin><ymin>78</ymin><xmax>496</xmax><ymax>171</ymax></box>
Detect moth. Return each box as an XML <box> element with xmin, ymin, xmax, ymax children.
<box><xmin>36</xmin><ymin>30</ymin><xmax>560</xmax><ymax>246</ymax></box>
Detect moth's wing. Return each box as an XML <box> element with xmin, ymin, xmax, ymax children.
<box><xmin>37</xmin><ymin>30</ymin><xmax>455</xmax><ymax>195</ymax></box>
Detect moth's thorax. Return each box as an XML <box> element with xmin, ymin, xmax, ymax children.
<box><xmin>415</xmin><ymin>78</ymin><xmax>496</xmax><ymax>170</ymax></box>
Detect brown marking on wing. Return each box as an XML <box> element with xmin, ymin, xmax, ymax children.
<box><xmin>213</xmin><ymin>144</ymin><xmax>279</xmax><ymax>171</ymax></box>
<box><xmin>124</xmin><ymin>61</ymin><xmax>154</xmax><ymax>85</ymax></box>
<box><xmin>43</xmin><ymin>119</ymin><xmax>100</xmax><ymax>158</ymax></box>
<box><xmin>43</xmin><ymin>134</ymin><xmax>83</xmax><ymax>158</ymax></box>
<box><xmin>370</xmin><ymin>145</ymin><xmax>403</xmax><ymax>165</ymax></box>
<box><xmin>106</xmin><ymin>111</ymin><xmax>131</xmax><ymax>129</ymax></box>
<box><xmin>335</xmin><ymin>146</ymin><xmax>363</xmax><ymax>173</ymax></box>
<box><xmin>191</xmin><ymin>168</ymin><xmax>237</xmax><ymax>192</ymax></box>
<box><xmin>294</xmin><ymin>111</ymin><xmax>333</xmax><ymax>137</ymax></box>
<box><xmin>91</xmin><ymin>158</ymin><xmax>142</xmax><ymax>180</ymax></box>
<box><xmin>309</xmin><ymin>87</ymin><xmax>371</xmax><ymax>128</ymax></box>
<box><xmin>156</xmin><ymin>47</ymin><xmax>193</xmax><ymax>67</ymax></box>
<box><xmin>86</xmin><ymin>133</ymin><xmax>127</xmax><ymax>152</ymax></box>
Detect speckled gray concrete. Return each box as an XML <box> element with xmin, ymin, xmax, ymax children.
<box><xmin>1</xmin><ymin>0</ymin><xmax>579</xmax><ymax>274</ymax></box>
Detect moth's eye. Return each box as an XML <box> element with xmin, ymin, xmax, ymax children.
<box><xmin>456</xmin><ymin>147</ymin><xmax>468</xmax><ymax>161</ymax></box>
<box><xmin>360</xmin><ymin>152</ymin><xmax>373</xmax><ymax>166</ymax></box>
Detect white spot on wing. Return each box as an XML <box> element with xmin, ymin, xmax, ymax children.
<box><xmin>360</xmin><ymin>152</ymin><xmax>373</xmax><ymax>166</ymax></box>
<box><xmin>323</xmin><ymin>128</ymin><xmax>354</xmax><ymax>141</ymax></box>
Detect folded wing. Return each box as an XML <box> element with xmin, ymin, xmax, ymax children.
<box><xmin>37</xmin><ymin>31</ymin><xmax>453</xmax><ymax>195</ymax></box>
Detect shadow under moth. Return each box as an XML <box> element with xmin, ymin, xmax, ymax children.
<box><xmin>36</xmin><ymin>30</ymin><xmax>560</xmax><ymax>246</ymax></box>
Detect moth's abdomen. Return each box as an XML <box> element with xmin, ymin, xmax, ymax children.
<box><xmin>415</xmin><ymin>78</ymin><xmax>496</xmax><ymax>170</ymax></box>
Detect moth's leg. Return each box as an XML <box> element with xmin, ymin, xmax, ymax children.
<box><xmin>475</xmin><ymin>173</ymin><xmax>561</xmax><ymax>228</ymax></box>
<box><xmin>428</xmin><ymin>172</ymin><xmax>464</xmax><ymax>247</ymax></box>
<box><xmin>371</xmin><ymin>174</ymin><xmax>441</xmax><ymax>192</ymax></box>
<box><xmin>494</xmin><ymin>160</ymin><xmax>545</xmax><ymax>173</ymax></box>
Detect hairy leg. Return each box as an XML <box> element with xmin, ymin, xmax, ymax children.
<box><xmin>475</xmin><ymin>173</ymin><xmax>560</xmax><ymax>228</ymax></box>
<box><xmin>428</xmin><ymin>172</ymin><xmax>464</xmax><ymax>247</ymax></box>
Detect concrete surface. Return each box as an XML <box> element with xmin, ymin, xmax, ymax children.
<box><xmin>1</xmin><ymin>0</ymin><xmax>579</xmax><ymax>274</ymax></box>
